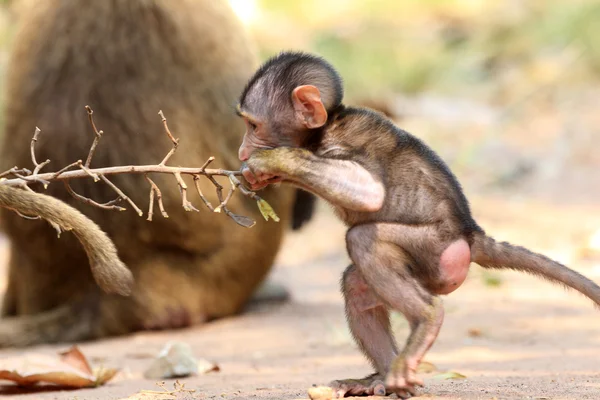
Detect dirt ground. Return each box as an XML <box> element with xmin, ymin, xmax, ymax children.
<box><xmin>0</xmin><ymin>194</ymin><xmax>599</xmax><ymax>400</ymax></box>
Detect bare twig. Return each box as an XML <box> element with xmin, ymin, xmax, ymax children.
<box><xmin>207</xmin><ymin>175</ymin><xmax>224</xmax><ymax>204</ymax></box>
<box><xmin>200</xmin><ymin>156</ymin><xmax>215</xmax><ymax>171</ymax></box>
<box><xmin>78</xmin><ymin>161</ymin><xmax>100</xmax><ymax>181</ymax></box>
<box><xmin>227</xmin><ymin>173</ymin><xmax>261</xmax><ymax>200</ymax></box>
<box><xmin>30</xmin><ymin>127</ymin><xmax>51</xmax><ymax>174</ymax></box>
<box><xmin>145</xmin><ymin>175</ymin><xmax>168</xmax><ymax>221</ymax></box>
<box><xmin>102</xmin><ymin>198</ymin><xmax>123</xmax><ymax>207</ymax></box>
<box><xmin>98</xmin><ymin>174</ymin><xmax>143</xmax><ymax>216</ymax></box>
<box><xmin>0</xmin><ymin>167</ymin><xmax>29</xmax><ymax>179</ymax></box>
<box><xmin>158</xmin><ymin>110</ymin><xmax>179</xmax><ymax>166</ymax></box>
<box><xmin>214</xmin><ymin>186</ymin><xmax>234</xmax><ymax>213</ymax></box>
<box><xmin>193</xmin><ymin>174</ymin><xmax>215</xmax><ymax>211</ymax></box>
<box><xmin>1</xmin><ymin>165</ymin><xmax>241</xmax><ymax>186</ymax></box>
<box><xmin>84</xmin><ymin>105</ymin><xmax>103</xmax><ymax>168</ymax></box>
<box><xmin>52</xmin><ymin>160</ymin><xmax>83</xmax><ymax>179</ymax></box>
<box><xmin>64</xmin><ymin>181</ymin><xmax>126</xmax><ymax>211</ymax></box>
<box><xmin>141</xmin><ymin>380</ymin><xmax>195</xmax><ymax>396</ymax></box>
<box><xmin>147</xmin><ymin>185</ymin><xmax>156</xmax><ymax>221</ymax></box>
<box><xmin>13</xmin><ymin>172</ymin><xmax>50</xmax><ymax>188</ymax></box>
<box><xmin>174</xmin><ymin>171</ymin><xmax>199</xmax><ymax>212</ymax></box>
<box><xmin>0</xmin><ymin>106</ymin><xmax>272</xmax><ymax>229</ymax></box>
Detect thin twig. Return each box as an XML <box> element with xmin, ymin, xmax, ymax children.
<box><xmin>52</xmin><ymin>160</ymin><xmax>83</xmax><ymax>179</ymax></box>
<box><xmin>30</xmin><ymin>127</ymin><xmax>51</xmax><ymax>174</ymax></box>
<box><xmin>0</xmin><ymin>165</ymin><xmax>241</xmax><ymax>186</ymax></box>
<box><xmin>147</xmin><ymin>184</ymin><xmax>155</xmax><ymax>221</ymax></box>
<box><xmin>64</xmin><ymin>181</ymin><xmax>126</xmax><ymax>211</ymax></box>
<box><xmin>214</xmin><ymin>186</ymin><xmax>235</xmax><ymax>213</ymax></box>
<box><xmin>0</xmin><ymin>167</ymin><xmax>20</xmax><ymax>179</ymax></box>
<box><xmin>158</xmin><ymin>110</ymin><xmax>179</xmax><ymax>166</ymax></box>
<box><xmin>84</xmin><ymin>105</ymin><xmax>104</xmax><ymax>168</ymax></box>
<box><xmin>207</xmin><ymin>175</ymin><xmax>224</xmax><ymax>204</ymax></box>
<box><xmin>192</xmin><ymin>175</ymin><xmax>215</xmax><ymax>211</ymax></box>
<box><xmin>98</xmin><ymin>174</ymin><xmax>143</xmax><ymax>216</ymax></box>
<box><xmin>78</xmin><ymin>161</ymin><xmax>100</xmax><ymax>181</ymax></box>
<box><xmin>141</xmin><ymin>380</ymin><xmax>195</xmax><ymax>396</ymax></box>
<box><xmin>102</xmin><ymin>198</ymin><xmax>123</xmax><ymax>207</ymax></box>
<box><xmin>200</xmin><ymin>156</ymin><xmax>215</xmax><ymax>171</ymax></box>
<box><xmin>0</xmin><ymin>167</ymin><xmax>33</xmax><ymax>180</ymax></box>
<box><xmin>13</xmin><ymin>172</ymin><xmax>50</xmax><ymax>188</ymax></box>
<box><xmin>0</xmin><ymin>106</ymin><xmax>264</xmax><ymax>228</ymax></box>
<box><xmin>174</xmin><ymin>172</ymin><xmax>199</xmax><ymax>212</ymax></box>
<box><xmin>228</xmin><ymin>173</ymin><xmax>261</xmax><ymax>200</ymax></box>
<box><xmin>144</xmin><ymin>175</ymin><xmax>168</xmax><ymax>221</ymax></box>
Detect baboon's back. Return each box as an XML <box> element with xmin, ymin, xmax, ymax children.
<box><xmin>0</xmin><ymin>0</ymin><xmax>295</xmax><ymax>341</ymax></box>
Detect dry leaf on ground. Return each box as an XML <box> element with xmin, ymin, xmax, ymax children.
<box><xmin>0</xmin><ymin>345</ymin><xmax>118</xmax><ymax>388</ymax></box>
<box><xmin>432</xmin><ymin>371</ymin><xmax>467</xmax><ymax>380</ymax></box>
<box><xmin>416</xmin><ymin>360</ymin><xmax>438</xmax><ymax>373</ymax></box>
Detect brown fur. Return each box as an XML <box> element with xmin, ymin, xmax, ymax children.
<box><xmin>0</xmin><ymin>0</ymin><xmax>302</xmax><ymax>347</ymax></box>
<box><xmin>236</xmin><ymin>51</ymin><xmax>600</xmax><ymax>397</ymax></box>
<box><xmin>0</xmin><ymin>185</ymin><xmax>133</xmax><ymax>296</ymax></box>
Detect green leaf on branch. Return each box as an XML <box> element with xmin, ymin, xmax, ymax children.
<box><xmin>257</xmin><ymin>198</ymin><xmax>280</xmax><ymax>222</ymax></box>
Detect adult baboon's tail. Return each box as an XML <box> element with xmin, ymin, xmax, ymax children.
<box><xmin>0</xmin><ymin>185</ymin><xmax>133</xmax><ymax>295</ymax></box>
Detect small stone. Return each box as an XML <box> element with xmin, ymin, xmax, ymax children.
<box><xmin>143</xmin><ymin>341</ymin><xmax>199</xmax><ymax>379</ymax></box>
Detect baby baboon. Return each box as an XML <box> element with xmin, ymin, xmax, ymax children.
<box><xmin>0</xmin><ymin>0</ymin><xmax>311</xmax><ymax>347</ymax></box>
<box><xmin>237</xmin><ymin>51</ymin><xmax>600</xmax><ymax>397</ymax></box>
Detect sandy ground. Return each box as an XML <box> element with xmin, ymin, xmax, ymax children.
<box><xmin>0</xmin><ymin>195</ymin><xmax>599</xmax><ymax>400</ymax></box>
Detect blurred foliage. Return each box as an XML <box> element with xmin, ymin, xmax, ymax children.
<box><xmin>245</xmin><ymin>0</ymin><xmax>599</xmax><ymax>102</ymax></box>
<box><xmin>481</xmin><ymin>270</ymin><xmax>504</xmax><ymax>287</ymax></box>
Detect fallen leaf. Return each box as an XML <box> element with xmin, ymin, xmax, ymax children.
<box><xmin>0</xmin><ymin>346</ymin><xmax>118</xmax><ymax>388</ymax></box>
<box><xmin>59</xmin><ymin>346</ymin><xmax>93</xmax><ymax>375</ymax></box>
<box><xmin>416</xmin><ymin>360</ymin><xmax>438</xmax><ymax>373</ymax></box>
<box><xmin>432</xmin><ymin>371</ymin><xmax>467</xmax><ymax>380</ymax></box>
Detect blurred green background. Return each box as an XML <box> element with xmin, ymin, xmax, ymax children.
<box><xmin>235</xmin><ymin>0</ymin><xmax>600</xmax><ymax>99</ymax></box>
<box><xmin>0</xmin><ymin>0</ymin><xmax>597</xmax><ymax>205</ymax></box>
<box><xmin>226</xmin><ymin>0</ymin><xmax>600</xmax><ymax>206</ymax></box>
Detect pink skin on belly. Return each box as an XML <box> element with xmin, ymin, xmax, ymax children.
<box><xmin>436</xmin><ymin>239</ymin><xmax>471</xmax><ymax>295</ymax></box>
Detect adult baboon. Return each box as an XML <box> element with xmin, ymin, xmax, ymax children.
<box><xmin>0</xmin><ymin>0</ymin><xmax>313</xmax><ymax>347</ymax></box>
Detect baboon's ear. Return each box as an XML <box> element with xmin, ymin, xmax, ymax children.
<box><xmin>292</xmin><ymin>85</ymin><xmax>327</xmax><ymax>129</ymax></box>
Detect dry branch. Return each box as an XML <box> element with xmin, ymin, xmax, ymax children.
<box><xmin>30</xmin><ymin>127</ymin><xmax>51</xmax><ymax>174</ymax></box>
<box><xmin>0</xmin><ymin>106</ymin><xmax>279</xmax><ymax>228</ymax></box>
<box><xmin>84</xmin><ymin>105</ymin><xmax>103</xmax><ymax>168</ymax></box>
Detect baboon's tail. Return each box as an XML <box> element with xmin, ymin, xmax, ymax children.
<box><xmin>471</xmin><ymin>231</ymin><xmax>600</xmax><ymax>307</ymax></box>
<box><xmin>0</xmin><ymin>185</ymin><xmax>133</xmax><ymax>295</ymax></box>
